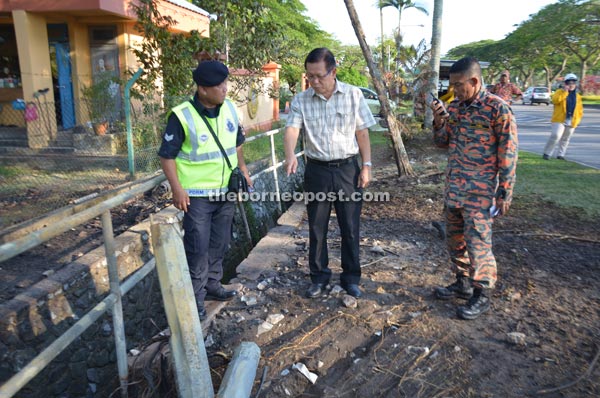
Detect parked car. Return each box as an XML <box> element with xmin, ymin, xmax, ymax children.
<box><xmin>359</xmin><ymin>87</ymin><xmax>396</xmax><ymax>116</ymax></box>
<box><xmin>522</xmin><ymin>86</ymin><xmax>551</xmax><ymax>105</ymax></box>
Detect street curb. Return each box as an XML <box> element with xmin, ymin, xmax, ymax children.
<box><xmin>233</xmin><ymin>202</ymin><xmax>306</xmax><ymax>282</ymax></box>
<box><xmin>583</xmin><ymin>104</ymin><xmax>600</xmax><ymax>110</ymax></box>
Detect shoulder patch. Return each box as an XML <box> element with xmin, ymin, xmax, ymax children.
<box><xmin>227</xmin><ymin>119</ymin><xmax>236</xmax><ymax>133</ymax></box>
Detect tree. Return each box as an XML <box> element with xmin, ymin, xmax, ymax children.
<box><xmin>377</xmin><ymin>0</ymin><xmax>428</xmax><ymax>77</ymax></box>
<box><xmin>497</xmin><ymin>30</ymin><xmax>567</xmax><ymax>90</ymax></box>
<box><xmin>191</xmin><ymin>0</ymin><xmax>294</xmax><ymax>104</ymax></box>
<box><xmin>333</xmin><ymin>44</ymin><xmax>370</xmax><ymax>87</ymax></box>
<box><xmin>374</xmin><ymin>35</ymin><xmax>397</xmax><ymax>74</ymax></box>
<box><xmin>531</xmin><ymin>0</ymin><xmax>600</xmax><ymax>93</ymax></box>
<box><xmin>379</xmin><ymin>3</ymin><xmax>386</xmax><ymax>71</ymax></box>
<box><xmin>132</xmin><ymin>0</ymin><xmax>203</xmax><ymax>108</ymax></box>
<box><xmin>255</xmin><ymin>0</ymin><xmax>336</xmax><ymax>92</ymax></box>
<box><xmin>425</xmin><ymin>0</ymin><xmax>443</xmax><ymax>128</ymax></box>
<box><xmin>344</xmin><ymin>0</ymin><xmax>415</xmax><ymax>177</ymax></box>
<box><xmin>336</xmin><ymin>67</ymin><xmax>369</xmax><ymax>87</ymax></box>
<box><xmin>193</xmin><ymin>0</ymin><xmax>285</xmax><ymax>71</ymax></box>
<box><xmin>133</xmin><ymin>0</ymin><xmax>335</xmax><ymax>109</ymax></box>
<box><xmin>398</xmin><ymin>39</ymin><xmax>429</xmax><ymax>78</ymax></box>
<box><xmin>443</xmin><ymin>0</ymin><xmax>600</xmax><ymax>93</ymax></box>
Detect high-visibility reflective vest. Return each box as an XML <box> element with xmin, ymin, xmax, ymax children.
<box><xmin>171</xmin><ymin>99</ymin><xmax>239</xmax><ymax>196</ymax></box>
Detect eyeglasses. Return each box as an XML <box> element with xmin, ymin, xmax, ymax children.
<box><xmin>306</xmin><ymin>68</ymin><xmax>334</xmax><ymax>82</ymax></box>
<box><xmin>565</xmin><ymin>80</ymin><xmax>577</xmax><ymax>85</ymax></box>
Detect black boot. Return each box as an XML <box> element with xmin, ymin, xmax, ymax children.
<box><xmin>305</xmin><ymin>282</ymin><xmax>328</xmax><ymax>298</ymax></box>
<box><xmin>435</xmin><ymin>276</ymin><xmax>473</xmax><ymax>300</ymax></box>
<box><xmin>457</xmin><ymin>288</ymin><xmax>491</xmax><ymax>320</ymax></box>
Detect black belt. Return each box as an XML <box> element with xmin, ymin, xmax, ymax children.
<box><xmin>307</xmin><ymin>155</ymin><xmax>357</xmax><ymax>167</ymax></box>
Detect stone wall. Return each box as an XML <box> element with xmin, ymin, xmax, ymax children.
<box><xmin>0</xmin><ymin>157</ymin><xmax>305</xmax><ymax>397</ymax></box>
<box><xmin>0</xmin><ymin>212</ymin><xmax>169</xmax><ymax>397</ymax></box>
<box><xmin>224</xmin><ymin>157</ymin><xmax>305</xmax><ymax>279</ymax></box>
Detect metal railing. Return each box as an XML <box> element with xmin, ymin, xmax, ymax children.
<box><xmin>244</xmin><ymin>127</ymin><xmax>304</xmax><ymax>212</ymax></box>
<box><xmin>0</xmin><ymin>125</ymin><xmax>302</xmax><ymax>398</ymax></box>
<box><xmin>0</xmin><ymin>173</ymin><xmax>164</xmax><ymax>398</ymax></box>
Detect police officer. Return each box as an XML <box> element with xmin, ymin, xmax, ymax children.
<box><xmin>430</xmin><ymin>57</ymin><xmax>518</xmax><ymax>320</ymax></box>
<box><xmin>158</xmin><ymin>60</ymin><xmax>251</xmax><ymax>320</ymax></box>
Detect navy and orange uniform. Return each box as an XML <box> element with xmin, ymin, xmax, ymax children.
<box><xmin>433</xmin><ymin>89</ymin><xmax>518</xmax><ymax>289</ymax></box>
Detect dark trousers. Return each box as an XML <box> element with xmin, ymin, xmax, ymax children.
<box><xmin>304</xmin><ymin>158</ymin><xmax>363</xmax><ymax>286</ymax></box>
<box><xmin>182</xmin><ymin>197</ymin><xmax>235</xmax><ymax>307</ymax></box>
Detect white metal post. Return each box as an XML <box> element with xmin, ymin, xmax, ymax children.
<box><xmin>150</xmin><ymin>215</ymin><xmax>214</xmax><ymax>398</ymax></box>
<box><xmin>101</xmin><ymin>210</ymin><xmax>129</xmax><ymax>398</ymax></box>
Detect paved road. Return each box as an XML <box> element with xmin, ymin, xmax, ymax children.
<box><xmin>512</xmin><ymin>103</ymin><xmax>600</xmax><ymax>169</ymax></box>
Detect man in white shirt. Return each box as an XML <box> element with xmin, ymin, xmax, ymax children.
<box><xmin>284</xmin><ymin>47</ymin><xmax>376</xmax><ymax>299</ymax></box>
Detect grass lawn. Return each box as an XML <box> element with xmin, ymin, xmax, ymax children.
<box><xmin>242</xmin><ymin>127</ymin><xmax>600</xmax><ymax>218</ymax></box>
<box><xmin>515</xmin><ymin>151</ymin><xmax>600</xmax><ymax>217</ymax></box>
<box><xmin>243</xmin><ymin>127</ymin><xmax>286</xmax><ymax>165</ymax></box>
<box><xmin>241</xmin><ymin>120</ymin><xmax>391</xmax><ymax>165</ymax></box>
<box><xmin>582</xmin><ymin>95</ymin><xmax>600</xmax><ymax>105</ymax></box>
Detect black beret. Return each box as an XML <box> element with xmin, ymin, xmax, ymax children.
<box><xmin>193</xmin><ymin>60</ymin><xmax>229</xmax><ymax>87</ymax></box>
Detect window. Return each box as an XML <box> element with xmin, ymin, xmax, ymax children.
<box><xmin>90</xmin><ymin>26</ymin><xmax>117</xmax><ymax>45</ymax></box>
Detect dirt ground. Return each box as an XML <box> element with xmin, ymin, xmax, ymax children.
<box><xmin>3</xmin><ymin>134</ymin><xmax>600</xmax><ymax>397</ymax></box>
<box><xmin>204</xmin><ymin>135</ymin><xmax>600</xmax><ymax>398</ymax></box>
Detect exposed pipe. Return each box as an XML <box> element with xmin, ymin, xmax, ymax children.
<box><xmin>216</xmin><ymin>342</ymin><xmax>261</xmax><ymax>398</ymax></box>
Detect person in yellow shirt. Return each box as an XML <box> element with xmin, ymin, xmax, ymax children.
<box><xmin>543</xmin><ymin>73</ymin><xmax>584</xmax><ymax>160</ymax></box>
<box><xmin>439</xmin><ymin>85</ymin><xmax>455</xmax><ymax>105</ymax></box>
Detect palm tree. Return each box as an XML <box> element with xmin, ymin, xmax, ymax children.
<box><xmin>379</xmin><ymin>4</ymin><xmax>385</xmax><ymax>71</ymax></box>
<box><xmin>378</xmin><ymin>0</ymin><xmax>428</xmax><ymax>76</ymax></box>
<box><xmin>425</xmin><ymin>0</ymin><xmax>443</xmax><ymax>127</ymax></box>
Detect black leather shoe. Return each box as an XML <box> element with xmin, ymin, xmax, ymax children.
<box><xmin>543</xmin><ymin>154</ymin><xmax>550</xmax><ymax>160</ymax></box>
<box><xmin>457</xmin><ymin>291</ymin><xmax>490</xmax><ymax>320</ymax></box>
<box><xmin>305</xmin><ymin>283</ymin><xmax>326</xmax><ymax>298</ymax></box>
<box><xmin>435</xmin><ymin>276</ymin><xmax>473</xmax><ymax>300</ymax></box>
<box><xmin>557</xmin><ymin>156</ymin><xmax>565</xmax><ymax>160</ymax></box>
<box><xmin>205</xmin><ymin>287</ymin><xmax>238</xmax><ymax>301</ymax></box>
<box><xmin>343</xmin><ymin>284</ymin><xmax>362</xmax><ymax>298</ymax></box>
<box><xmin>198</xmin><ymin>307</ymin><xmax>207</xmax><ymax>321</ymax></box>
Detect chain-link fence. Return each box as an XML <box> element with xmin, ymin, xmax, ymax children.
<box><xmin>0</xmin><ymin>94</ymin><xmax>169</xmax><ymax>230</ymax></box>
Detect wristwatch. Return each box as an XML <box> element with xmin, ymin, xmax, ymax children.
<box><xmin>363</xmin><ymin>161</ymin><xmax>372</xmax><ymax>167</ymax></box>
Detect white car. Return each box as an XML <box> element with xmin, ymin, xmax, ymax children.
<box><xmin>522</xmin><ymin>86</ymin><xmax>551</xmax><ymax>105</ymax></box>
<box><xmin>359</xmin><ymin>87</ymin><xmax>397</xmax><ymax>116</ymax></box>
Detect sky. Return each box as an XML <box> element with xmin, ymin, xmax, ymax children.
<box><xmin>300</xmin><ymin>0</ymin><xmax>558</xmax><ymax>56</ymax></box>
